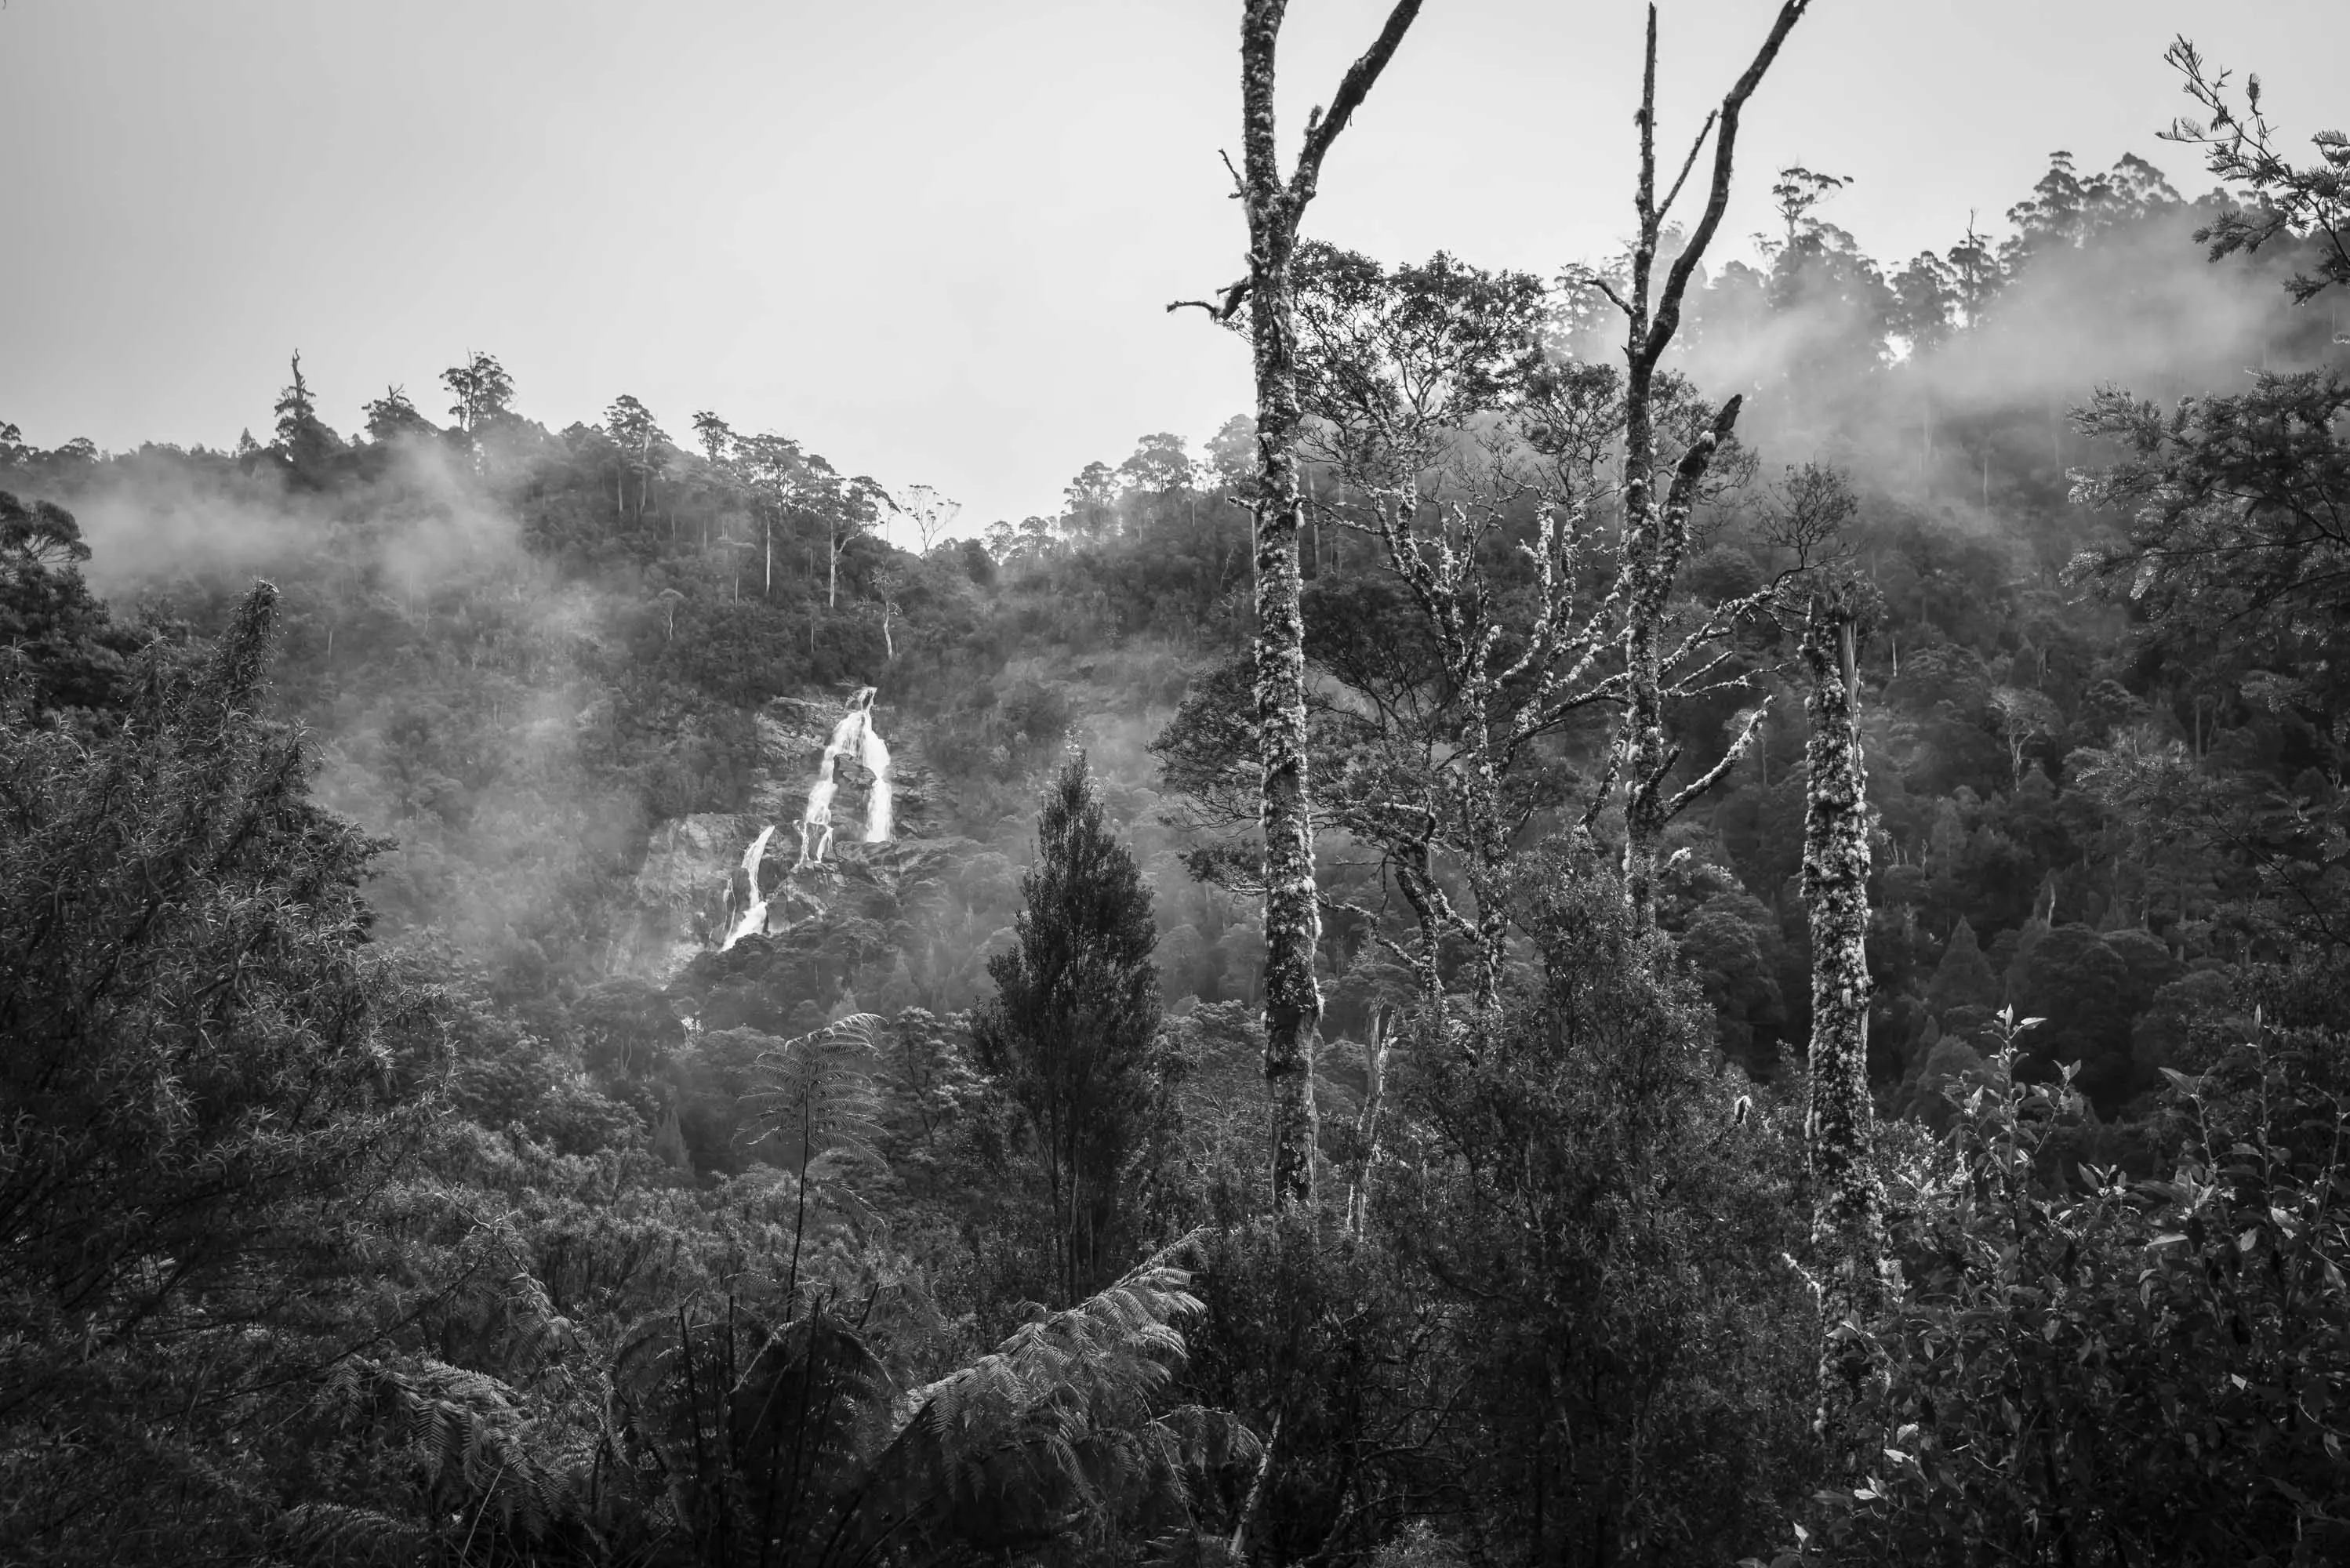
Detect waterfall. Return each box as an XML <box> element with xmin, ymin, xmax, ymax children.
<box><xmin>719</xmin><ymin>824</ymin><xmax>775</xmax><ymax>951</ymax></box>
<box><xmin>798</xmin><ymin>687</ymin><xmax>892</xmax><ymax>863</ymax></box>
<box><xmin>856</xmin><ymin>695</ymin><xmax>893</xmax><ymax>841</ymax></box>
<box><xmin>859</xmin><ymin>720</ymin><xmax>893</xmax><ymax>840</ymax></box>
<box><xmin>797</xmin><ymin>749</ymin><xmax>842</xmax><ymax>868</ymax></box>
<box><xmin>717</xmin><ymin>690</ymin><xmax>894</xmax><ymax>951</ymax></box>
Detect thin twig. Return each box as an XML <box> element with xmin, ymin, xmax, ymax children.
<box><xmin>1658</xmin><ymin>109</ymin><xmax>1721</xmax><ymax>221</ymax></box>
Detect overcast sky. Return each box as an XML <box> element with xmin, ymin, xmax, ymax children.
<box><xmin>2</xmin><ymin>1</ymin><xmax>2340</xmax><ymax>540</ymax></box>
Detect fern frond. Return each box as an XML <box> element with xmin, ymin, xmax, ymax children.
<box><xmin>314</xmin><ymin>1355</ymin><xmax>594</xmax><ymax>1553</ymax></box>
<box><xmin>852</xmin><ymin>1238</ymin><xmax>1222</xmax><ymax>1558</ymax></box>
<box><xmin>743</xmin><ymin>1012</ymin><xmax>889</xmax><ymax>1177</ymax></box>
<box><xmin>272</xmin><ymin>1501</ymin><xmax>429</xmax><ymax>1566</ymax></box>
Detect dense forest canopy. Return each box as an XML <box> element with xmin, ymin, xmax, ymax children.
<box><xmin>4</xmin><ymin>15</ymin><xmax>2349</xmax><ymax>1566</ymax></box>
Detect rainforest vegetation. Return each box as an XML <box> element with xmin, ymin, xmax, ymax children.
<box><xmin>4</xmin><ymin>9</ymin><xmax>2349</xmax><ymax>1564</ymax></box>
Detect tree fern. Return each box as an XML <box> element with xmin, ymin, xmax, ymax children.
<box><xmin>597</xmin><ymin>1232</ymin><xmax>1250</xmax><ymax>1566</ymax></box>
<box><xmin>608</xmin><ymin>1296</ymin><xmax>892</xmax><ymax>1567</ymax></box>
<box><xmin>743</xmin><ymin>1012</ymin><xmax>887</xmax><ymax>1174</ymax></box>
<box><xmin>300</xmin><ymin>1352</ymin><xmax>598</xmax><ymax>1562</ymax></box>
<box><xmin>743</xmin><ymin>1012</ymin><xmax>888</xmax><ymax>1306</ymax></box>
<box><xmin>854</xmin><ymin>1232</ymin><xmax>1256</xmax><ymax>1562</ymax></box>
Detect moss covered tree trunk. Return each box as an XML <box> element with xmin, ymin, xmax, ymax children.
<box><xmin>1223</xmin><ymin>0</ymin><xmax>1423</xmax><ymax>1208</ymax></box>
<box><xmin>1600</xmin><ymin>2</ymin><xmax>1811</xmax><ymax>931</ymax></box>
<box><xmin>1800</xmin><ymin>593</ymin><xmax>1887</xmax><ymax>1436</ymax></box>
<box><xmin>1619</xmin><ymin>394</ymin><xmax>1742</xmax><ymax>925</ymax></box>
<box><xmin>1237</xmin><ymin>49</ymin><xmax>1320</xmax><ymax>1203</ymax></box>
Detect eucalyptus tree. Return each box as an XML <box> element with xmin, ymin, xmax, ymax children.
<box><xmin>690</xmin><ymin>408</ymin><xmax>734</xmax><ymax>466</ymax></box>
<box><xmin>815</xmin><ymin>469</ymin><xmax>893</xmax><ymax>611</ymax></box>
<box><xmin>1281</xmin><ymin>244</ymin><xmax>1600</xmax><ymax>1022</ymax></box>
<box><xmin>1583</xmin><ymin>0</ymin><xmax>1813</xmax><ymax>930</ymax></box>
<box><xmin>1169</xmin><ymin>0</ymin><xmax>1426</xmax><ymax>1210</ymax></box>
<box><xmin>603</xmin><ymin>394</ymin><xmax>670</xmax><ymax>525</ymax></box>
<box><xmin>737</xmin><ymin>431</ymin><xmax>812</xmax><ymax>598</ymax></box>
<box><xmin>440</xmin><ymin>349</ymin><xmax>514</xmax><ymax>436</ymax></box>
<box><xmin>1157</xmin><ymin>238</ymin><xmax>1772</xmax><ymax>1033</ymax></box>
<box><xmin>361</xmin><ymin>384</ymin><xmax>437</xmax><ymax>443</ymax></box>
<box><xmin>1063</xmin><ymin>461</ymin><xmax>1121</xmax><ymax>539</ymax></box>
<box><xmin>893</xmin><ymin>481</ymin><xmax>962</xmax><ymax>555</ymax></box>
<box><xmin>1747</xmin><ymin>460</ymin><xmax>1891</xmax><ymax>1442</ymax></box>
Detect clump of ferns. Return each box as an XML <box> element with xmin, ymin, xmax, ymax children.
<box><xmin>874</xmin><ymin>1240</ymin><xmax>1260</xmax><ymax>1559</ymax></box>
<box><xmin>601</xmin><ymin>1241</ymin><xmax>1253</xmax><ymax>1566</ymax></box>
<box><xmin>283</xmin><ymin>1015</ymin><xmax>1259</xmax><ymax>1563</ymax></box>
<box><xmin>290</xmin><ymin>1352</ymin><xmax>601</xmax><ymax>1564</ymax></box>
<box><xmin>594</xmin><ymin>1016</ymin><xmax>1259</xmax><ymax>1564</ymax></box>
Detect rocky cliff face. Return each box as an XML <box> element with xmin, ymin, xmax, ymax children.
<box><xmin>620</xmin><ymin>695</ymin><xmax>931</xmax><ymax>978</ymax></box>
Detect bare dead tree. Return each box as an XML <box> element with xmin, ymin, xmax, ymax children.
<box><xmin>1590</xmin><ymin>0</ymin><xmax>1812</xmax><ymax>930</ymax></box>
<box><xmin>1288</xmin><ymin>248</ymin><xmax>1774</xmax><ymax>1029</ymax></box>
<box><xmin>1316</xmin><ymin>428</ymin><xmax>1623</xmax><ymax>1018</ymax></box>
<box><xmin>894</xmin><ymin>483</ymin><xmax>963</xmax><ymax>556</ymax></box>
<box><xmin>1344</xmin><ymin>1003</ymin><xmax>1396</xmax><ymax>1236</ymax></box>
<box><xmin>874</xmin><ymin>564</ymin><xmax>905</xmax><ymax>659</ymax></box>
<box><xmin>1288</xmin><ymin>249</ymin><xmax>1614</xmax><ymax>1021</ymax></box>
<box><xmin>1171</xmin><ymin>0</ymin><xmax>1425</xmax><ymax>1209</ymax></box>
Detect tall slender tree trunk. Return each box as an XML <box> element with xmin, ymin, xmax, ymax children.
<box><xmin>1800</xmin><ymin>591</ymin><xmax>1886</xmax><ymax>1443</ymax></box>
<box><xmin>1242</xmin><ymin>181</ymin><xmax>1322</xmax><ymax>1207</ymax></box>
<box><xmin>1461</xmin><ymin>681</ymin><xmax>1510</xmax><ymax>1015</ymax></box>
<box><xmin>1210</xmin><ymin>0</ymin><xmax>1422</xmax><ymax>1207</ymax></box>
<box><xmin>1346</xmin><ymin>1006</ymin><xmax>1394</xmax><ymax>1235</ymax></box>
<box><xmin>1619</xmin><ymin>395</ymin><xmax>1740</xmax><ymax>926</ymax></box>
<box><xmin>1605</xmin><ymin>1</ymin><xmax>1811</xmax><ymax>931</ymax></box>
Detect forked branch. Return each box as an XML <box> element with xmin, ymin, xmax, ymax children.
<box><xmin>1291</xmin><ymin>0</ymin><xmax>1428</xmax><ymax>207</ymax></box>
<box><xmin>1640</xmin><ymin>1</ymin><xmax>1812</xmax><ymax>368</ymax></box>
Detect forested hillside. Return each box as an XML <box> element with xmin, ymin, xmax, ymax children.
<box><xmin>5</xmin><ymin>14</ymin><xmax>2349</xmax><ymax>1564</ymax></box>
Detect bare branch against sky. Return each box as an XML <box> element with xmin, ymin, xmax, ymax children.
<box><xmin>0</xmin><ymin>0</ymin><xmax>2337</xmax><ymax>526</ymax></box>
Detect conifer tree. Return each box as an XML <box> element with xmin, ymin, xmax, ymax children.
<box><xmin>971</xmin><ymin>752</ymin><xmax>1161</xmax><ymax>1303</ymax></box>
<box><xmin>1926</xmin><ymin>916</ymin><xmax>2000</xmax><ymax>1016</ymax></box>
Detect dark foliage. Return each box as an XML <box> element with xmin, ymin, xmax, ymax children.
<box><xmin>970</xmin><ymin>753</ymin><xmax>1164</xmax><ymax>1305</ymax></box>
<box><xmin>2</xmin><ymin>62</ymin><xmax>2348</xmax><ymax>1562</ymax></box>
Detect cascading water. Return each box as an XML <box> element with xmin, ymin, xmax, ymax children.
<box><xmin>799</xmin><ymin>686</ymin><xmax>892</xmax><ymax>866</ymax></box>
<box><xmin>718</xmin><ymin>688</ymin><xmax>893</xmax><ymax>953</ymax></box>
<box><xmin>721</xmin><ymin>824</ymin><xmax>776</xmax><ymax>949</ymax></box>
<box><xmin>859</xmin><ymin>713</ymin><xmax>893</xmax><ymax>841</ymax></box>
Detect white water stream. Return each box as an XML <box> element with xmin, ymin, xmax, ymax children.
<box><xmin>719</xmin><ymin>688</ymin><xmax>893</xmax><ymax>953</ymax></box>
<box><xmin>719</xmin><ymin>825</ymin><xmax>776</xmax><ymax>949</ymax></box>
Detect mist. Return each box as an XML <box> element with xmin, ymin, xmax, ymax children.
<box><xmin>1666</xmin><ymin>154</ymin><xmax>2346</xmax><ymax>521</ymax></box>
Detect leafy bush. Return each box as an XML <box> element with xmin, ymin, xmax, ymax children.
<box><xmin>1811</xmin><ymin>1016</ymin><xmax>2350</xmax><ymax>1565</ymax></box>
